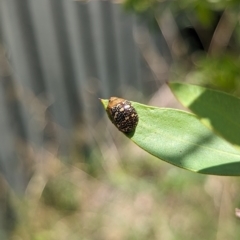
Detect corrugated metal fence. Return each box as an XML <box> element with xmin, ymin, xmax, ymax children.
<box><xmin>0</xmin><ymin>0</ymin><xmax>170</xmax><ymax>193</ymax></box>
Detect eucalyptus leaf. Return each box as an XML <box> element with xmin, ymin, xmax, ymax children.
<box><xmin>169</xmin><ymin>82</ymin><xmax>240</xmax><ymax>147</ymax></box>
<box><xmin>101</xmin><ymin>99</ymin><xmax>240</xmax><ymax>176</ymax></box>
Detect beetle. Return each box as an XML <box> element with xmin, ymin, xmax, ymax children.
<box><xmin>106</xmin><ymin>97</ymin><xmax>138</xmax><ymax>133</ymax></box>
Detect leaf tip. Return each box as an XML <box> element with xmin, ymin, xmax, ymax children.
<box><xmin>99</xmin><ymin>98</ymin><xmax>109</xmax><ymax>109</ymax></box>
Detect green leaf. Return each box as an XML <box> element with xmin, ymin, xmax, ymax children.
<box><xmin>169</xmin><ymin>82</ymin><xmax>240</xmax><ymax>148</ymax></box>
<box><xmin>101</xmin><ymin>99</ymin><xmax>240</xmax><ymax>176</ymax></box>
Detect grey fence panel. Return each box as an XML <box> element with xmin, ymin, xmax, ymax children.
<box><xmin>0</xmin><ymin>78</ymin><xmax>28</xmax><ymax>193</ymax></box>
<box><xmin>63</xmin><ymin>1</ymin><xmax>91</xmax><ymax>123</ymax></box>
<box><xmin>0</xmin><ymin>0</ymin><xmax>44</xmax><ymax>148</ymax></box>
<box><xmin>28</xmin><ymin>0</ymin><xmax>73</xmax><ymax>129</ymax></box>
<box><xmin>0</xmin><ymin>0</ymin><xmax>168</xmax><ymax>192</ymax></box>
<box><xmin>111</xmin><ymin>4</ymin><xmax>142</xmax><ymax>91</ymax></box>
<box><xmin>88</xmin><ymin>1</ymin><xmax>118</xmax><ymax>97</ymax></box>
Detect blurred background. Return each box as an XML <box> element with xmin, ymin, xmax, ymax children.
<box><xmin>0</xmin><ymin>0</ymin><xmax>240</xmax><ymax>239</ymax></box>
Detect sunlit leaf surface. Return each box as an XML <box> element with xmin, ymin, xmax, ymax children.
<box><xmin>101</xmin><ymin>99</ymin><xmax>240</xmax><ymax>176</ymax></box>
<box><xmin>169</xmin><ymin>82</ymin><xmax>240</xmax><ymax>147</ymax></box>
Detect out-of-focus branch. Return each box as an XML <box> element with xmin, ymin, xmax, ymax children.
<box><xmin>0</xmin><ymin>44</ymin><xmax>11</xmax><ymax>77</ymax></box>
<box><xmin>155</xmin><ymin>10</ymin><xmax>187</xmax><ymax>60</ymax></box>
<box><xmin>208</xmin><ymin>9</ymin><xmax>237</xmax><ymax>55</ymax></box>
<box><xmin>134</xmin><ymin>24</ymin><xmax>169</xmax><ymax>84</ymax></box>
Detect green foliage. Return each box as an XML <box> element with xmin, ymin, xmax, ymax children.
<box><xmin>101</xmin><ymin>95</ymin><xmax>240</xmax><ymax>176</ymax></box>
<box><xmin>169</xmin><ymin>82</ymin><xmax>240</xmax><ymax>146</ymax></box>
<box><xmin>184</xmin><ymin>55</ymin><xmax>240</xmax><ymax>95</ymax></box>
<box><xmin>41</xmin><ymin>177</ymin><xmax>79</xmax><ymax>212</ymax></box>
<box><xmin>124</xmin><ymin>0</ymin><xmax>156</xmax><ymax>13</ymax></box>
<box><xmin>124</xmin><ymin>0</ymin><xmax>240</xmax><ymax>26</ymax></box>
